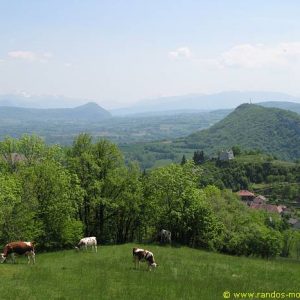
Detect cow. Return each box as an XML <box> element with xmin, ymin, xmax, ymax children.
<box><xmin>158</xmin><ymin>229</ymin><xmax>172</xmax><ymax>244</ymax></box>
<box><xmin>132</xmin><ymin>247</ymin><xmax>157</xmax><ymax>271</ymax></box>
<box><xmin>75</xmin><ymin>237</ymin><xmax>97</xmax><ymax>252</ymax></box>
<box><xmin>0</xmin><ymin>241</ymin><xmax>35</xmax><ymax>264</ymax></box>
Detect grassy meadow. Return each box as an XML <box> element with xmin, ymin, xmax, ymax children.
<box><xmin>0</xmin><ymin>244</ymin><xmax>299</xmax><ymax>300</ymax></box>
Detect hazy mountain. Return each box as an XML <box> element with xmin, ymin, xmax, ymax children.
<box><xmin>112</xmin><ymin>91</ymin><xmax>300</xmax><ymax>115</ymax></box>
<box><xmin>0</xmin><ymin>102</ymin><xmax>111</xmax><ymax>121</ymax></box>
<box><xmin>0</xmin><ymin>94</ymin><xmax>95</xmax><ymax>109</ymax></box>
<box><xmin>180</xmin><ymin>104</ymin><xmax>300</xmax><ymax>160</ymax></box>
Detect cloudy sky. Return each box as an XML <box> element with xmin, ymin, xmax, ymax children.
<box><xmin>0</xmin><ymin>1</ymin><xmax>300</xmax><ymax>108</ymax></box>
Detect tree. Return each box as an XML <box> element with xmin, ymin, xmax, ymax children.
<box><xmin>17</xmin><ymin>160</ymin><xmax>84</xmax><ymax>249</ymax></box>
<box><xmin>193</xmin><ymin>150</ymin><xmax>205</xmax><ymax>165</ymax></box>
<box><xmin>232</xmin><ymin>145</ymin><xmax>242</xmax><ymax>156</ymax></box>
<box><xmin>181</xmin><ymin>155</ymin><xmax>187</xmax><ymax>165</ymax></box>
<box><xmin>67</xmin><ymin>134</ymin><xmax>124</xmax><ymax>241</ymax></box>
<box><xmin>0</xmin><ymin>174</ymin><xmax>21</xmax><ymax>242</ymax></box>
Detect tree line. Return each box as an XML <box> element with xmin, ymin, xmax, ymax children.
<box><xmin>0</xmin><ymin>134</ymin><xmax>300</xmax><ymax>259</ymax></box>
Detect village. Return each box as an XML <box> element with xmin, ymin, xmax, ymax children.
<box><xmin>237</xmin><ymin>189</ymin><xmax>300</xmax><ymax>230</ymax></box>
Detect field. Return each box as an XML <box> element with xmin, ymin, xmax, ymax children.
<box><xmin>0</xmin><ymin>244</ymin><xmax>300</xmax><ymax>300</ymax></box>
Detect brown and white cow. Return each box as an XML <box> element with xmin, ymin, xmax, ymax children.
<box><xmin>0</xmin><ymin>241</ymin><xmax>35</xmax><ymax>264</ymax></box>
<box><xmin>132</xmin><ymin>247</ymin><xmax>157</xmax><ymax>271</ymax></box>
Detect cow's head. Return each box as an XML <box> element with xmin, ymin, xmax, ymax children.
<box><xmin>0</xmin><ymin>253</ymin><xmax>6</xmax><ymax>264</ymax></box>
<box><xmin>151</xmin><ymin>262</ymin><xmax>158</xmax><ymax>268</ymax></box>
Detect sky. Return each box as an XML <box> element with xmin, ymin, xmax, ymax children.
<box><xmin>1</xmin><ymin>0</ymin><xmax>300</xmax><ymax>108</ymax></box>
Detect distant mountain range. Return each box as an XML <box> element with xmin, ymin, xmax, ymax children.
<box><xmin>0</xmin><ymin>94</ymin><xmax>91</xmax><ymax>108</ymax></box>
<box><xmin>181</xmin><ymin>103</ymin><xmax>300</xmax><ymax>160</ymax></box>
<box><xmin>112</xmin><ymin>91</ymin><xmax>300</xmax><ymax>115</ymax></box>
<box><xmin>2</xmin><ymin>91</ymin><xmax>300</xmax><ymax>115</ymax></box>
<box><xmin>0</xmin><ymin>102</ymin><xmax>111</xmax><ymax>121</ymax></box>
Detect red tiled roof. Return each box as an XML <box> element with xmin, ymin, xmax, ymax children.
<box><xmin>237</xmin><ymin>190</ymin><xmax>255</xmax><ymax>197</ymax></box>
<box><xmin>250</xmin><ymin>203</ymin><xmax>282</xmax><ymax>214</ymax></box>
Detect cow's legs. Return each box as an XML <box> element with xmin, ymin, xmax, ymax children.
<box><xmin>27</xmin><ymin>251</ymin><xmax>35</xmax><ymax>264</ymax></box>
<box><xmin>11</xmin><ymin>253</ymin><xmax>16</xmax><ymax>264</ymax></box>
<box><xmin>133</xmin><ymin>257</ymin><xmax>138</xmax><ymax>269</ymax></box>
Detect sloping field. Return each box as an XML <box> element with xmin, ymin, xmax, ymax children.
<box><xmin>0</xmin><ymin>244</ymin><xmax>299</xmax><ymax>300</ymax></box>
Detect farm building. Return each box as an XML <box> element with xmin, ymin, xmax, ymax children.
<box><xmin>253</xmin><ymin>195</ymin><xmax>267</xmax><ymax>204</ymax></box>
<box><xmin>249</xmin><ymin>203</ymin><xmax>284</xmax><ymax>214</ymax></box>
<box><xmin>219</xmin><ymin>150</ymin><xmax>234</xmax><ymax>161</ymax></box>
<box><xmin>237</xmin><ymin>190</ymin><xmax>255</xmax><ymax>202</ymax></box>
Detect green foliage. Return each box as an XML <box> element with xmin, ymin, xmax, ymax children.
<box><xmin>186</xmin><ymin>104</ymin><xmax>300</xmax><ymax>161</ymax></box>
<box><xmin>0</xmin><ymin>174</ymin><xmax>21</xmax><ymax>242</ymax></box>
<box><xmin>17</xmin><ymin>161</ymin><xmax>84</xmax><ymax>249</ymax></box>
<box><xmin>123</xmin><ymin>104</ymin><xmax>300</xmax><ymax>169</ymax></box>
<box><xmin>0</xmin><ymin>134</ymin><xmax>295</xmax><ymax>259</ymax></box>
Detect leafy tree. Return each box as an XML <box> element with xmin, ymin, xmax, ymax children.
<box><xmin>0</xmin><ymin>174</ymin><xmax>21</xmax><ymax>242</ymax></box>
<box><xmin>232</xmin><ymin>145</ymin><xmax>242</xmax><ymax>156</ymax></box>
<box><xmin>193</xmin><ymin>150</ymin><xmax>205</xmax><ymax>165</ymax></box>
<box><xmin>67</xmin><ymin>134</ymin><xmax>124</xmax><ymax>241</ymax></box>
<box><xmin>180</xmin><ymin>154</ymin><xmax>187</xmax><ymax>165</ymax></box>
<box><xmin>18</xmin><ymin>160</ymin><xmax>84</xmax><ymax>249</ymax></box>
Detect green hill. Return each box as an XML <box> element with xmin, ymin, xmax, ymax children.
<box><xmin>181</xmin><ymin>104</ymin><xmax>300</xmax><ymax>160</ymax></box>
<box><xmin>0</xmin><ymin>244</ymin><xmax>299</xmax><ymax>300</ymax></box>
<box><xmin>0</xmin><ymin>102</ymin><xmax>111</xmax><ymax>121</ymax></box>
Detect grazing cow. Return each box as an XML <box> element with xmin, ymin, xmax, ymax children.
<box><xmin>75</xmin><ymin>237</ymin><xmax>97</xmax><ymax>252</ymax></box>
<box><xmin>158</xmin><ymin>229</ymin><xmax>172</xmax><ymax>244</ymax></box>
<box><xmin>133</xmin><ymin>247</ymin><xmax>157</xmax><ymax>271</ymax></box>
<box><xmin>0</xmin><ymin>241</ymin><xmax>35</xmax><ymax>264</ymax></box>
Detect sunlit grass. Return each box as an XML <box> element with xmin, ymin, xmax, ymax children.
<box><xmin>0</xmin><ymin>244</ymin><xmax>299</xmax><ymax>299</ymax></box>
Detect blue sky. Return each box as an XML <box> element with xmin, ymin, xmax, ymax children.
<box><xmin>1</xmin><ymin>1</ymin><xmax>300</xmax><ymax>108</ymax></box>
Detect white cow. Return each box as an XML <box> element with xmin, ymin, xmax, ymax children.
<box><xmin>159</xmin><ymin>229</ymin><xmax>172</xmax><ymax>244</ymax></box>
<box><xmin>75</xmin><ymin>237</ymin><xmax>97</xmax><ymax>252</ymax></box>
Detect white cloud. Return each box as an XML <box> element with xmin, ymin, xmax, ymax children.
<box><xmin>169</xmin><ymin>42</ymin><xmax>300</xmax><ymax>69</ymax></box>
<box><xmin>8</xmin><ymin>51</ymin><xmax>52</xmax><ymax>62</ymax></box>
<box><xmin>64</xmin><ymin>62</ymin><xmax>72</xmax><ymax>68</ymax></box>
<box><xmin>169</xmin><ymin>47</ymin><xmax>192</xmax><ymax>60</ymax></box>
<box><xmin>220</xmin><ymin>43</ymin><xmax>300</xmax><ymax>68</ymax></box>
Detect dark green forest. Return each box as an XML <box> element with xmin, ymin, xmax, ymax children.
<box><xmin>1</xmin><ymin>134</ymin><xmax>300</xmax><ymax>259</ymax></box>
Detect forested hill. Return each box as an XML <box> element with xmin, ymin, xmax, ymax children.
<box><xmin>0</xmin><ymin>102</ymin><xmax>111</xmax><ymax>121</ymax></box>
<box><xmin>258</xmin><ymin>101</ymin><xmax>300</xmax><ymax>114</ymax></box>
<box><xmin>183</xmin><ymin>104</ymin><xmax>300</xmax><ymax>160</ymax></box>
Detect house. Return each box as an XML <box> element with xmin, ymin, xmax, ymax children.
<box><xmin>237</xmin><ymin>190</ymin><xmax>255</xmax><ymax>202</ymax></box>
<box><xmin>219</xmin><ymin>150</ymin><xmax>234</xmax><ymax>161</ymax></box>
<box><xmin>253</xmin><ymin>195</ymin><xmax>267</xmax><ymax>205</ymax></box>
<box><xmin>249</xmin><ymin>203</ymin><xmax>283</xmax><ymax>214</ymax></box>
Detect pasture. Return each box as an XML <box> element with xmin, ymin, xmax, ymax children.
<box><xmin>0</xmin><ymin>244</ymin><xmax>299</xmax><ymax>300</ymax></box>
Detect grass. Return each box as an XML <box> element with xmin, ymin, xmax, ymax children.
<box><xmin>0</xmin><ymin>244</ymin><xmax>300</xmax><ymax>300</ymax></box>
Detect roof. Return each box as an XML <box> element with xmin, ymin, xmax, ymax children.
<box><xmin>253</xmin><ymin>196</ymin><xmax>267</xmax><ymax>204</ymax></box>
<box><xmin>249</xmin><ymin>203</ymin><xmax>283</xmax><ymax>214</ymax></box>
<box><xmin>255</xmin><ymin>195</ymin><xmax>267</xmax><ymax>201</ymax></box>
<box><xmin>237</xmin><ymin>190</ymin><xmax>255</xmax><ymax>197</ymax></box>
